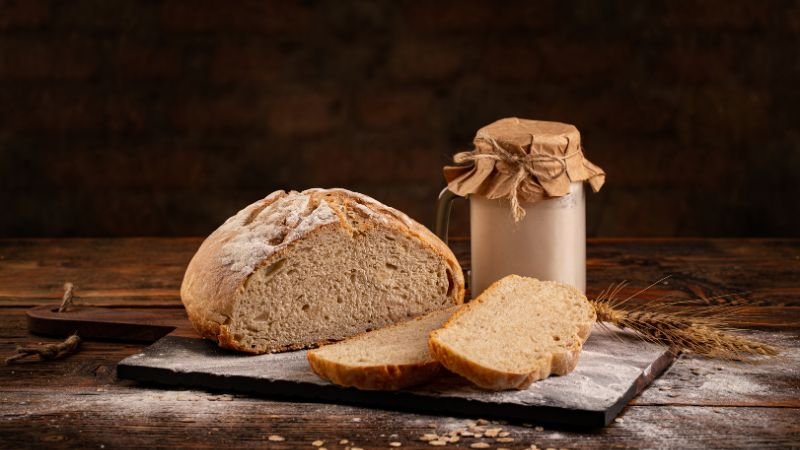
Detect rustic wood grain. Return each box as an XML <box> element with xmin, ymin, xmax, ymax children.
<box><xmin>0</xmin><ymin>389</ymin><xmax>798</xmax><ymax>450</ymax></box>
<box><xmin>1</xmin><ymin>238</ymin><xmax>799</xmax><ymax>449</ymax></box>
<box><xmin>0</xmin><ymin>238</ymin><xmax>198</xmax><ymax>300</ymax></box>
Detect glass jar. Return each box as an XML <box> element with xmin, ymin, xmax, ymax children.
<box><xmin>436</xmin><ymin>181</ymin><xmax>586</xmax><ymax>296</ymax></box>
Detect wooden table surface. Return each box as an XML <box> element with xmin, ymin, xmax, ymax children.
<box><xmin>0</xmin><ymin>238</ymin><xmax>798</xmax><ymax>449</ymax></box>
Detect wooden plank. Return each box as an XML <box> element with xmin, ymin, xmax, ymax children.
<box><xmin>0</xmin><ymin>296</ymin><xmax>182</xmax><ymax>308</ymax></box>
<box><xmin>0</xmin><ymin>387</ymin><xmax>797</xmax><ymax>449</ymax></box>
<box><xmin>0</xmin><ymin>238</ymin><xmax>200</xmax><ymax>299</ymax></box>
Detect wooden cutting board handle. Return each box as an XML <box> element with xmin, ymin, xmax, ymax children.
<box><xmin>26</xmin><ymin>304</ymin><xmax>197</xmax><ymax>342</ymax></box>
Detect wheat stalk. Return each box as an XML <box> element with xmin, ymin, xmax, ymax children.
<box><xmin>590</xmin><ymin>279</ymin><xmax>779</xmax><ymax>359</ymax></box>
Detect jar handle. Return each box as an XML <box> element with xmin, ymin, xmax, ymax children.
<box><xmin>434</xmin><ymin>188</ymin><xmax>464</xmax><ymax>245</ymax></box>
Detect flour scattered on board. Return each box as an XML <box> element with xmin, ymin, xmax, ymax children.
<box><xmin>119</xmin><ymin>324</ymin><xmax>672</xmax><ymax>418</ymax></box>
<box><xmin>641</xmin><ymin>331</ymin><xmax>798</xmax><ymax>403</ymax></box>
<box><xmin>698</xmin><ymin>371</ymin><xmax>767</xmax><ymax>396</ymax></box>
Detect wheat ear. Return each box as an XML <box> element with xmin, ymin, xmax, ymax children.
<box><xmin>591</xmin><ymin>280</ymin><xmax>779</xmax><ymax>359</ymax></box>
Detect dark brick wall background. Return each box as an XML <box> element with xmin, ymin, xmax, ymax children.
<box><xmin>1</xmin><ymin>0</ymin><xmax>799</xmax><ymax>237</ymax></box>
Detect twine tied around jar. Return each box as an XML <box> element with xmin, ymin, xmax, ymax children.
<box><xmin>452</xmin><ymin>133</ymin><xmax>582</xmax><ymax>221</ymax></box>
<box><xmin>443</xmin><ymin>118</ymin><xmax>606</xmax><ymax>222</ymax></box>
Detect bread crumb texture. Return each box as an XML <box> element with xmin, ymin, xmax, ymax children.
<box><xmin>429</xmin><ymin>275</ymin><xmax>595</xmax><ymax>390</ymax></box>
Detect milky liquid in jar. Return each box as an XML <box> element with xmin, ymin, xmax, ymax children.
<box><xmin>469</xmin><ymin>181</ymin><xmax>586</xmax><ymax>295</ymax></box>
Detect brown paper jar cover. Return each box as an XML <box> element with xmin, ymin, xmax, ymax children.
<box><xmin>443</xmin><ymin>117</ymin><xmax>605</xmax><ymax>214</ymax></box>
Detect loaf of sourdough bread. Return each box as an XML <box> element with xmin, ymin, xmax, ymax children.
<box><xmin>428</xmin><ymin>275</ymin><xmax>595</xmax><ymax>390</ymax></box>
<box><xmin>307</xmin><ymin>307</ymin><xmax>458</xmax><ymax>390</ymax></box>
<box><xmin>181</xmin><ymin>188</ymin><xmax>465</xmax><ymax>354</ymax></box>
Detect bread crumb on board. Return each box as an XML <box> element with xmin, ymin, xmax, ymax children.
<box><xmin>484</xmin><ymin>428</ymin><xmax>502</xmax><ymax>437</ymax></box>
<box><xmin>267</xmin><ymin>435</ymin><xmax>285</xmax><ymax>441</ymax></box>
<box><xmin>389</xmin><ymin>442</ymin><xmax>402</xmax><ymax>447</ymax></box>
<box><xmin>312</xmin><ymin>440</ymin><xmax>324</xmax><ymax>446</ymax></box>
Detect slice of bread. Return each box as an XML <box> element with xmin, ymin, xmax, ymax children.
<box><xmin>307</xmin><ymin>307</ymin><xmax>458</xmax><ymax>390</ymax></box>
<box><xmin>181</xmin><ymin>188</ymin><xmax>464</xmax><ymax>354</ymax></box>
<box><xmin>428</xmin><ymin>275</ymin><xmax>596</xmax><ymax>390</ymax></box>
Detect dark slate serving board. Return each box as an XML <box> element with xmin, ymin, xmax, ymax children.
<box><xmin>117</xmin><ymin>324</ymin><xmax>675</xmax><ymax>427</ymax></box>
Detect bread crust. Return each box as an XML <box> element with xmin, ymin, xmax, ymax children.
<box><xmin>428</xmin><ymin>276</ymin><xmax>595</xmax><ymax>390</ymax></box>
<box><xmin>181</xmin><ymin>188</ymin><xmax>465</xmax><ymax>354</ymax></box>
<box><xmin>307</xmin><ymin>353</ymin><xmax>444</xmax><ymax>391</ymax></box>
<box><xmin>306</xmin><ymin>308</ymin><xmax>457</xmax><ymax>390</ymax></box>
